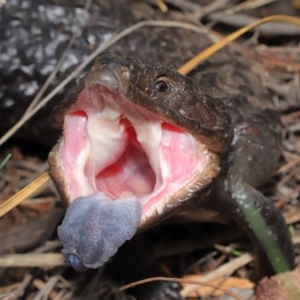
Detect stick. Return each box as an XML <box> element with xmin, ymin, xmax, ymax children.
<box><xmin>0</xmin><ymin>172</ymin><xmax>51</xmax><ymax>218</ymax></box>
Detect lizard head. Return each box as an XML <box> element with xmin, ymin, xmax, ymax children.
<box><xmin>48</xmin><ymin>54</ymin><xmax>232</xmax><ymax>270</ymax></box>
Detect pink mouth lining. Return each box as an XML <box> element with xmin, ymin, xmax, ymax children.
<box><xmin>60</xmin><ymin>84</ymin><xmax>208</xmax><ymax>220</ymax></box>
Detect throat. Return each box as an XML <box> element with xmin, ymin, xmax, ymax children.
<box><xmin>95</xmin><ymin>128</ymin><xmax>156</xmax><ymax>199</ymax></box>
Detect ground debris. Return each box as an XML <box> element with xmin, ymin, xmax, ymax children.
<box><xmin>0</xmin><ymin>208</ymin><xmax>64</xmax><ymax>255</ymax></box>
<box><xmin>256</xmin><ymin>267</ymin><xmax>300</xmax><ymax>300</ymax></box>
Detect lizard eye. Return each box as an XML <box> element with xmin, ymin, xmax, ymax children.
<box><xmin>155</xmin><ymin>80</ymin><xmax>168</xmax><ymax>93</ymax></box>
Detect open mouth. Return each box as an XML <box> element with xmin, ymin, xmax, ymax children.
<box><xmin>48</xmin><ymin>55</ymin><xmax>223</xmax><ymax>270</ymax></box>
<box><xmin>55</xmin><ymin>83</ymin><xmax>214</xmax><ymax>227</ymax></box>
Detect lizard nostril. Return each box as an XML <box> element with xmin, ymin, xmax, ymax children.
<box><xmin>87</xmin><ymin>68</ymin><xmax>119</xmax><ymax>89</ymax></box>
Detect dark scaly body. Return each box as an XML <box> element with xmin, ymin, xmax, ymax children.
<box><xmin>0</xmin><ymin>1</ymin><xmax>294</xmax><ymax>299</ymax></box>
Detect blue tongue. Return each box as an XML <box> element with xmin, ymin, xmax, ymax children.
<box><xmin>57</xmin><ymin>195</ymin><xmax>142</xmax><ymax>270</ymax></box>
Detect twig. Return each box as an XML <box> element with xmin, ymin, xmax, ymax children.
<box><xmin>183</xmin><ymin>251</ymin><xmax>218</xmax><ymax>274</ymax></box>
<box><xmin>276</xmin><ymin>185</ymin><xmax>300</xmax><ymax>208</ymax></box>
<box><xmin>0</xmin><ymin>254</ymin><xmax>65</xmax><ymax>268</ymax></box>
<box><xmin>6</xmin><ymin>274</ymin><xmax>33</xmax><ymax>300</ymax></box>
<box><xmin>200</xmin><ymin>0</ymin><xmax>230</xmax><ymax>18</ymax></box>
<box><xmin>0</xmin><ymin>172</ymin><xmax>50</xmax><ymax>218</ymax></box>
<box><xmin>215</xmin><ymin>0</ymin><xmax>277</xmax><ymax>15</ymax></box>
<box><xmin>275</xmin><ymin>155</ymin><xmax>300</xmax><ymax>175</ymax></box>
<box><xmin>33</xmin><ymin>276</ymin><xmax>60</xmax><ymax>300</ymax></box>
<box><xmin>0</xmin><ymin>154</ymin><xmax>11</xmax><ymax>170</ymax></box>
<box><xmin>156</xmin><ymin>0</ymin><xmax>168</xmax><ymax>12</ymax></box>
<box><xmin>209</xmin><ymin>13</ymin><xmax>300</xmax><ymax>36</ymax></box>
<box><xmin>31</xmin><ymin>240</ymin><xmax>63</xmax><ymax>254</ymax></box>
<box><xmin>178</xmin><ymin>15</ymin><xmax>300</xmax><ymax>74</ymax></box>
<box><xmin>180</xmin><ymin>253</ymin><xmax>253</xmax><ymax>297</ymax></box>
<box><xmin>116</xmin><ymin>276</ymin><xmax>243</xmax><ymax>300</ymax></box>
<box><xmin>163</xmin><ymin>0</ymin><xmax>203</xmax><ymax>13</ymax></box>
